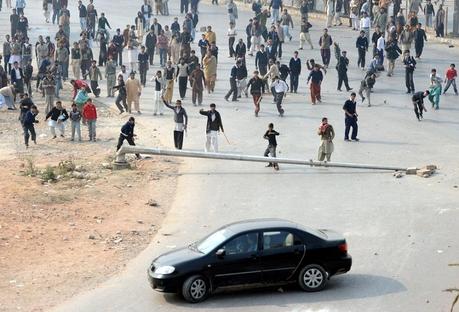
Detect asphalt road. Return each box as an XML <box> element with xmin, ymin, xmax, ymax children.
<box><xmin>2</xmin><ymin>0</ymin><xmax>457</xmax><ymax>311</ymax></box>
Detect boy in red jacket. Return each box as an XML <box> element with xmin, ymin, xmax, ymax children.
<box><xmin>443</xmin><ymin>63</ymin><xmax>458</xmax><ymax>95</ymax></box>
<box><xmin>82</xmin><ymin>99</ymin><xmax>97</xmax><ymax>142</ymax></box>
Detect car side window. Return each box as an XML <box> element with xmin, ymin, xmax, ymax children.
<box><xmin>263</xmin><ymin>231</ymin><xmax>303</xmax><ymax>250</ymax></box>
<box><xmin>223</xmin><ymin>233</ymin><xmax>259</xmax><ymax>255</ymax></box>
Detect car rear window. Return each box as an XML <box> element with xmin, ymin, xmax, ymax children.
<box><xmin>298</xmin><ymin>225</ymin><xmax>328</xmax><ymax>239</ymax></box>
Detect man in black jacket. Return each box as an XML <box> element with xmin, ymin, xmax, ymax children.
<box><xmin>235</xmin><ymin>39</ymin><xmax>247</xmax><ymax>61</ymax></box>
<box><xmin>138</xmin><ymin>46</ymin><xmax>149</xmax><ymax>87</ymax></box>
<box><xmin>356</xmin><ymin>30</ymin><xmax>368</xmax><ymax>70</ymax></box>
<box><xmin>224</xmin><ymin>60</ymin><xmax>240</xmax><ymax>102</ymax></box>
<box><xmin>200</xmin><ymin>103</ymin><xmax>224</xmax><ymax>152</ymax></box>
<box><xmin>116</xmin><ymin>117</ymin><xmax>140</xmax><ymax>158</ymax></box>
<box><xmin>246</xmin><ymin>70</ymin><xmax>263</xmax><ymax>116</ymax></box>
<box><xmin>264</xmin><ymin>123</ymin><xmax>279</xmax><ymax>170</ymax></box>
<box><xmin>289</xmin><ymin>51</ymin><xmax>301</xmax><ymax>93</ymax></box>
<box><xmin>78</xmin><ymin>0</ymin><xmax>87</xmax><ymax>31</ymax></box>
<box><xmin>343</xmin><ymin>93</ymin><xmax>359</xmax><ymax>141</ymax></box>
<box><xmin>337</xmin><ymin>50</ymin><xmax>352</xmax><ymax>91</ymax></box>
<box><xmin>403</xmin><ymin>50</ymin><xmax>416</xmax><ymax>93</ymax></box>
<box><xmin>10</xmin><ymin>61</ymin><xmax>24</xmax><ymax>95</ymax></box>
<box><xmin>145</xmin><ymin>28</ymin><xmax>156</xmax><ymax>66</ymax></box>
<box><xmin>112</xmin><ymin>29</ymin><xmax>124</xmax><ymax>66</ymax></box>
<box><xmin>413</xmin><ymin>23</ymin><xmax>427</xmax><ymax>58</ymax></box>
<box><xmin>23</xmin><ymin>59</ymin><xmax>33</xmax><ymax>96</ymax></box>
<box><xmin>23</xmin><ymin>104</ymin><xmax>39</xmax><ymax>148</ymax></box>
<box><xmin>412</xmin><ymin>90</ymin><xmax>429</xmax><ymax>120</ymax></box>
<box><xmin>246</xmin><ymin>19</ymin><xmax>253</xmax><ymax>51</ymax></box>
<box><xmin>255</xmin><ymin>44</ymin><xmax>269</xmax><ymax>92</ymax></box>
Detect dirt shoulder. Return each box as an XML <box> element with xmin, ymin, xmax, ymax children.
<box><xmin>0</xmin><ymin>87</ymin><xmax>179</xmax><ymax>312</ymax></box>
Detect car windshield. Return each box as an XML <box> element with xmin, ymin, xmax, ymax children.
<box><xmin>196</xmin><ymin>228</ymin><xmax>233</xmax><ymax>254</ymax></box>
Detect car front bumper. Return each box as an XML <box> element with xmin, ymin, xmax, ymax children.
<box><xmin>147</xmin><ymin>266</ymin><xmax>182</xmax><ymax>293</ymax></box>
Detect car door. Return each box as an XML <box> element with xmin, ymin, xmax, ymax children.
<box><xmin>208</xmin><ymin>231</ymin><xmax>262</xmax><ymax>288</ymax></box>
<box><xmin>260</xmin><ymin>230</ymin><xmax>306</xmax><ymax>283</ymax></box>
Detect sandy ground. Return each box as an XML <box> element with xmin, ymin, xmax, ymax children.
<box><xmin>0</xmin><ymin>85</ymin><xmax>179</xmax><ymax>312</ymax></box>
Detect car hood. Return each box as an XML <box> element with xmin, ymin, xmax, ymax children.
<box><xmin>153</xmin><ymin>246</ymin><xmax>203</xmax><ymax>267</ymax></box>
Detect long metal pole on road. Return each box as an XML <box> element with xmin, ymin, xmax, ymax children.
<box><xmin>115</xmin><ymin>146</ymin><xmax>415</xmax><ymax>172</ymax></box>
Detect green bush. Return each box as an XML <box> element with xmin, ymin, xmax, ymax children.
<box><xmin>24</xmin><ymin>158</ymin><xmax>38</xmax><ymax>177</ymax></box>
<box><xmin>41</xmin><ymin>166</ymin><xmax>56</xmax><ymax>181</ymax></box>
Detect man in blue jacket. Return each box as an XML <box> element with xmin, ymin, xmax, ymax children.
<box><xmin>23</xmin><ymin>104</ymin><xmax>39</xmax><ymax>148</ymax></box>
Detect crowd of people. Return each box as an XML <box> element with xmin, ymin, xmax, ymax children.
<box><xmin>0</xmin><ymin>0</ymin><xmax>457</xmax><ymax>167</ymax></box>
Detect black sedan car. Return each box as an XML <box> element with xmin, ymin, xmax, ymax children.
<box><xmin>148</xmin><ymin>219</ymin><xmax>351</xmax><ymax>303</ymax></box>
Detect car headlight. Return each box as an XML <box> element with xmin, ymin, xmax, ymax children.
<box><xmin>155</xmin><ymin>266</ymin><xmax>175</xmax><ymax>275</ymax></box>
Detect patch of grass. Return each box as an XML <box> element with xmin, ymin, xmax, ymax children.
<box><xmin>24</xmin><ymin>158</ymin><xmax>38</xmax><ymax>177</ymax></box>
<box><xmin>41</xmin><ymin>166</ymin><xmax>56</xmax><ymax>182</ymax></box>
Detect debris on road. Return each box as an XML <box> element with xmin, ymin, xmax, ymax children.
<box><xmin>146</xmin><ymin>199</ymin><xmax>159</xmax><ymax>207</ymax></box>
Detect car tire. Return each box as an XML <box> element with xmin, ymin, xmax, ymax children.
<box><xmin>182</xmin><ymin>275</ymin><xmax>210</xmax><ymax>303</ymax></box>
<box><xmin>298</xmin><ymin>264</ymin><xmax>327</xmax><ymax>292</ymax></box>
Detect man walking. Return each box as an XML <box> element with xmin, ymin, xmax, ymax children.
<box><xmin>163</xmin><ymin>98</ymin><xmax>188</xmax><ymax>149</ymax></box>
<box><xmin>336</xmin><ymin>49</ymin><xmax>352</xmax><ymax>91</ymax></box>
<box><xmin>225</xmin><ymin>60</ymin><xmax>240</xmax><ymax>102</ymax></box>
<box><xmin>343</xmin><ymin>92</ymin><xmax>359</xmax><ymax>141</ymax></box>
<box><xmin>105</xmin><ymin>55</ymin><xmax>117</xmax><ymax>97</ymax></box>
<box><xmin>125</xmin><ymin>71</ymin><xmax>142</xmax><ymax>114</ymax></box>
<box><xmin>269</xmin><ymin>0</ymin><xmax>283</xmax><ymax>23</ymax></box>
<box><xmin>403</xmin><ymin>50</ymin><xmax>416</xmax><ymax>93</ymax></box>
<box><xmin>307</xmin><ymin>64</ymin><xmax>323</xmax><ymax>104</ymax></box>
<box><xmin>246</xmin><ymin>70</ymin><xmax>263</xmax><ymax>116</ymax></box>
<box><xmin>78</xmin><ymin>0</ymin><xmax>87</xmax><ymax>31</ymax></box>
<box><xmin>113</xmin><ymin>28</ymin><xmax>124</xmax><ymax>66</ymax></box>
<box><xmin>289</xmin><ymin>51</ymin><xmax>301</xmax><ymax>93</ymax></box>
<box><xmin>255</xmin><ymin>44</ymin><xmax>269</xmax><ymax>92</ymax></box>
<box><xmin>385</xmin><ymin>37</ymin><xmax>402</xmax><ymax>77</ymax></box>
<box><xmin>145</xmin><ymin>27</ymin><xmax>156</xmax><ymax>66</ymax></box>
<box><xmin>356</xmin><ymin>30</ymin><xmax>368</xmax><ymax>70</ymax></box>
<box><xmin>163</xmin><ymin>61</ymin><xmax>175</xmax><ymax>103</ymax></box>
<box><xmin>318</xmin><ymin>28</ymin><xmax>332</xmax><ymax>68</ymax></box>
<box><xmin>23</xmin><ymin>104</ymin><xmax>39</xmax><ymax>148</ymax></box>
<box><xmin>299</xmin><ymin>18</ymin><xmax>313</xmax><ymax>50</ymax></box>
<box><xmin>271</xmin><ymin>76</ymin><xmax>288</xmax><ymax>117</ymax></box>
<box><xmin>263</xmin><ymin>123</ymin><xmax>279</xmax><ymax>170</ymax></box>
<box><xmin>138</xmin><ymin>46</ymin><xmax>149</xmax><ymax>87</ymax></box>
<box><xmin>200</xmin><ymin>103</ymin><xmax>224</xmax><ymax>153</ymax></box>
<box><xmin>88</xmin><ymin>60</ymin><xmax>102</xmax><ymax>97</ymax></box>
<box><xmin>317</xmin><ymin>117</ymin><xmax>335</xmax><ymax>161</ymax></box>
<box><xmin>413</xmin><ymin>23</ymin><xmax>427</xmax><ymax>58</ymax></box>
<box><xmin>190</xmin><ymin>64</ymin><xmax>205</xmax><ymax>106</ymax></box>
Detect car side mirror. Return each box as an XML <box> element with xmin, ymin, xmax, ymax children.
<box><xmin>216</xmin><ymin>248</ymin><xmax>225</xmax><ymax>258</ymax></box>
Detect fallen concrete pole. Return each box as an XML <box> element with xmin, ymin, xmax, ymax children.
<box><xmin>115</xmin><ymin>146</ymin><xmax>419</xmax><ymax>173</ymax></box>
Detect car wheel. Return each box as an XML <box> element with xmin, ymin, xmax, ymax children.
<box><xmin>182</xmin><ymin>275</ymin><xmax>209</xmax><ymax>303</ymax></box>
<box><xmin>298</xmin><ymin>264</ymin><xmax>327</xmax><ymax>292</ymax></box>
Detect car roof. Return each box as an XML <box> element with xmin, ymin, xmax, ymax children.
<box><xmin>220</xmin><ymin>218</ymin><xmax>302</xmax><ymax>234</ymax></box>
